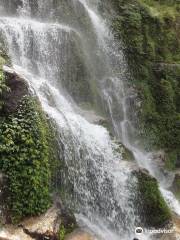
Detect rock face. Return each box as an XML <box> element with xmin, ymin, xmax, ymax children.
<box><xmin>2</xmin><ymin>66</ymin><xmax>29</xmax><ymax>114</ymax></box>
<box><xmin>0</xmin><ymin>205</ymin><xmax>60</xmax><ymax>240</ymax></box>
<box><xmin>22</xmin><ymin>206</ymin><xmax>60</xmax><ymax>240</ymax></box>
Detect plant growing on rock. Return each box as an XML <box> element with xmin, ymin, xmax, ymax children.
<box><xmin>0</xmin><ymin>96</ymin><xmax>52</xmax><ymax>222</ymax></box>
<box><xmin>110</xmin><ymin>0</ymin><xmax>180</xmax><ymax>169</ymax></box>
<box><xmin>134</xmin><ymin>169</ymin><xmax>171</xmax><ymax>227</ymax></box>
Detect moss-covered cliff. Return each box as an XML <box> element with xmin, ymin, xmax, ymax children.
<box><xmin>134</xmin><ymin>169</ymin><xmax>171</xmax><ymax>227</ymax></box>
<box><xmin>109</xmin><ymin>0</ymin><xmax>180</xmax><ymax>170</ymax></box>
<box><xmin>0</xmin><ymin>53</ymin><xmax>55</xmax><ymax>223</ymax></box>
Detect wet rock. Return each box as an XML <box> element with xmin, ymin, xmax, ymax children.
<box><xmin>133</xmin><ymin>167</ymin><xmax>150</xmax><ymax>177</ymax></box>
<box><xmin>151</xmin><ymin>151</ymin><xmax>166</xmax><ymax>168</ymax></box>
<box><xmin>60</xmin><ymin>208</ymin><xmax>77</xmax><ymax>231</ymax></box>
<box><xmin>2</xmin><ymin>66</ymin><xmax>29</xmax><ymax>114</ymax></box>
<box><xmin>122</xmin><ymin>145</ymin><xmax>134</xmax><ymax>161</ymax></box>
<box><xmin>150</xmin><ymin>151</ymin><xmax>174</xmax><ymax>180</ymax></box>
<box><xmin>113</xmin><ymin>140</ymin><xmax>135</xmax><ymax>161</ymax></box>
<box><xmin>94</xmin><ymin>117</ymin><xmax>109</xmax><ymax>128</ymax></box>
<box><xmin>80</xmin><ymin>108</ymin><xmax>109</xmax><ymax>127</ymax></box>
<box><xmin>171</xmin><ymin>172</ymin><xmax>180</xmax><ymax>198</ymax></box>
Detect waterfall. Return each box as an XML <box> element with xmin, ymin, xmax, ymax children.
<box><xmin>0</xmin><ymin>0</ymin><xmax>179</xmax><ymax>239</ymax></box>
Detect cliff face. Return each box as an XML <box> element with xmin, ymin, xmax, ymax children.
<box><xmin>108</xmin><ymin>0</ymin><xmax>180</xmax><ymax>170</ymax></box>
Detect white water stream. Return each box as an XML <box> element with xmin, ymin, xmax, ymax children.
<box><xmin>0</xmin><ymin>1</ymin><xmax>179</xmax><ymax>240</ymax></box>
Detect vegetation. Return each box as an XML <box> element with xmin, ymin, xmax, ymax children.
<box><xmin>110</xmin><ymin>0</ymin><xmax>180</xmax><ymax>169</ymax></box>
<box><xmin>135</xmin><ymin>170</ymin><xmax>171</xmax><ymax>227</ymax></box>
<box><xmin>0</xmin><ymin>96</ymin><xmax>52</xmax><ymax>222</ymax></box>
<box><xmin>58</xmin><ymin>210</ymin><xmax>77</xmax><ymax>240</ymax></box>
<box><xmin>58</xmin><ymin>222</ymin><xmax>76</xmax><ymax>240</ymax></box>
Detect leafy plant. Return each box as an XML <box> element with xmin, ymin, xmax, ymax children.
<box><xmin>0</xmin><ymin>96</ymin><xmax>52</xmax><ymax>222</ymax></box>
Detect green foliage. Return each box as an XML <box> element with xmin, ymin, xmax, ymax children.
<box><xmin>111</xmin><ymin>0</ymin><xmax>180</xmax><ymax>168</ymax></box>
<box><xmin>165</xmin><ymin>151</ymin><xmax>177</xmax><ymax>171</ymax></box>
<box><xmin>59</xmin><ymin>226</ymin><xmax>66</xmax><ymax>240</ymax></box>
<box><xmin>58</xmin><ymin>223</ymin><xmax>76</xmax><ymax>240</ymax></box>
<box><xmin>0</xmin><ymin>96</ymin><xmax>51</xmax><ymax>222</ymax></box>
<box><xmin>136</xmin><ymin>171</ymin><xmax>171</xmax><ymax>227</ymax></box>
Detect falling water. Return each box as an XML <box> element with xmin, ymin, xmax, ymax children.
<box><xmin>0</xmin><ymin>0</ymin><xmax>179</xmax><ymax>240</ymax></box>
<box><xmin>83</xmin><ymin>0</ymin><xmax>180</xmax><ymax>220</ymax></box>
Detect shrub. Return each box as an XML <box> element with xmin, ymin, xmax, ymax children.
<box><xmin>0</xmin><ymin>96</ymin><xmax>51</xmax><ymax>222</ymax></box>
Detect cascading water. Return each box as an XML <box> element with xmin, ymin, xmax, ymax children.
<box><xmin>78</xmin><ymin>0</ymin><xmax>180</xmax><ymax>221</ymax></box>
<box><xmin>0</xmin><ymin>0</ymin><xmax>179</xmax><ymax>240</ymax></box>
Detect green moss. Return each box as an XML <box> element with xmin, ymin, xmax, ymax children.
<box><xmin>58</xmin><ymin>222</ymin><xmax>76</xmax><ymax>240</ymax></box>
<box><xmin>138</xmin><ymin>0</ymin><xmax>180</xmax><ymax>18</ymax></box>
<box><xmin>0</xmin><ymin>96</ymin><xmax>52</xmax><ymax>222</ymax></box>
<box><xmin>122</xmin><ymin>146</ymin><xmax>134</xmax><ymax>161</ymax></box>
<box><xmin>135</xmin><ymin>171</ymin><xmax>171</xmax><ymax>227</ymax></box>
<box><xmin>165</xmin><ymin>151</ymin><xmax>177</xmax><ymax>171</ymax></box>
<box><xmin>111</xmin><ymin>0</ymin><xmax>180</xmax><ymax>167</ymax></box>
<box><xmin>59</xmin><ymin>225</ymin><xmax>66</xmax><ymax>240</ymax></box>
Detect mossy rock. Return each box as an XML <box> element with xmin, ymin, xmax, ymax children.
<box><xmin>122</xmin><ymin>145</ymin><xmax>135</xmax><ymax>161</ymax></box>
<box><xmin>134</xmin><ymin>169</ymin><xmax>172</xmax><ymax>227</ymax></box>
<box><xmin>113</xmin><ymin>140</ymin><xmax>134</xmax><ymax>161</ymax></box>
<box><xmin>0</xmin><ymin>65</ymin><xmax>56</xmax><ymax>223</ymax></box>
<box><xmin>105</xmin><ymin>0</ymin><xmax>180</xmax><ymax>167</ymax></box>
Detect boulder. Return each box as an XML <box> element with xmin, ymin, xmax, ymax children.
<box><xmin>22</xmin><ymin>204</ymin><xmax>61</xmax><ymax>240</ymax></box>
<box><xmin>0</xmin><ymin>205</ymin><xmax>61</xmax><ymax>240</ymax></box>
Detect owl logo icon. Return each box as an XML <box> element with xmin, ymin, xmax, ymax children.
<box><xmin>135</xmin><ymin>227</ymin><xmax>144</xmax><ymax>235</ymax></box>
